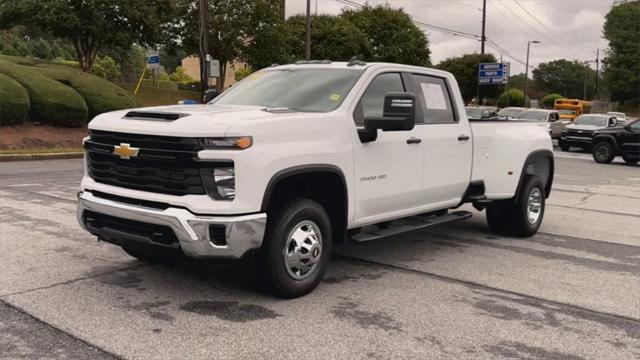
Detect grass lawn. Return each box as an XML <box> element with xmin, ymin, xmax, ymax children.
<box><xmin>118</xmin><ymin>83</ymin><xmax>201</xmax><ymax>107</ymax></box>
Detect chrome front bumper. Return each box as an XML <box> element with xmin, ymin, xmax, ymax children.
<box><xmin>77</xmin><ymin>191</ymin><xmax>266</xmax><ymax>259</ymax></box>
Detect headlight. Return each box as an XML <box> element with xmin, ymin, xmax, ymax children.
<box><xmin>200</xmin><ymin>136</ymin><xmax>252</xmax><ymax>150</ymax></box>
<box><xmin>201</xmin><ymin>164</ymin><xmax>235</xmax><ymax>200</ymax></box>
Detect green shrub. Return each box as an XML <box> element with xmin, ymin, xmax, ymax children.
<box><xmin>234</xmin><ymin>67</ymin><xmax>252</xmax><ymax>82</ymax></box>
<box><xmin>0</xmin><ymin>60</ymin><xmax>88</xmax><ymax>126</ymax></box>
<box><xmin>541</xmin><ymin>93</ymin><xmax>565</xmax><ymax>109</ymax></box>
<box><xmin>34</xmin><ymin>63</ymin><xmax>139</xmax><ymax>118</ymax></box>
<box><xmin>498</xmin><ymin>89</ymin><xmax>528</xmax><ymax>108</ymax></box>
<box><xmin>0</xmin><ymin>73</ymin><xmax>30</xmax><ymax>125</ymax></box>
<box><xmin>169</xmin><ymin>66</ymin><xmax>194</xmax><ymax>83</ymax></box>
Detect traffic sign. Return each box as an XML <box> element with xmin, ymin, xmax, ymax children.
<box><xmin>478</xmin><ymin>63</ymin><xmax>508</xmax><ymax>85</ymax></box>
<box><xmin>146</xmin><ymin>54</ymin><xmax>160</xmax><ymax>69</ymax></box>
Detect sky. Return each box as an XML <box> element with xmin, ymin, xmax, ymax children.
<box><xmin>285</xmin><ymin>0</ymin><xmax>614</xmax><ymax>75</ymax></box>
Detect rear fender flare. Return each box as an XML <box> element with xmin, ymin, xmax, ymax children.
<box><xmin>515</xmin><ymin>150</ymin><xmax>554</xmax><ymax>199</ymax></box>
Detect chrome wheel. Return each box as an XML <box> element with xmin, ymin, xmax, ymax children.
<box><xmin>283</xmin><ymin>220</ymin><xmax>323</xmax><ymax>280</ymax></box>
<box><xmin>527</xmin><ymin>188</ymin><xmax>542</xmax><ymax>224</ymax></box>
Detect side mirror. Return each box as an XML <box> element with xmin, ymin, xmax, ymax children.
<box><xmin>608</xmin><ymin>118</ymin><xmax>617</xmax><ymax>127</ymax></box>
<box><xmin>359</xmin><ymin>93</ymin><xmax>416</xmax><ymax>143</ymax></box>
<box><xmin>203</xmin><ymin>89</ymin><xmax>220</xmax><ymax>103</ymax></box>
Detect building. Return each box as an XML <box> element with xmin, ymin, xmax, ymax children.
<box><xmin>181</xmin><ymin>56</ymin><xmax>250</xmax><ymax>89</ymax></box>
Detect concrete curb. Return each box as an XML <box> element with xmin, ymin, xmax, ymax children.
<box><xmin>0</xmin><ymin>152</ymin><xmax>84</xmax><ymax>162</ymax></box>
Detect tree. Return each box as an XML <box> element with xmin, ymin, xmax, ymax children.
<box><xmin>243</xmin><ymin>0</ymin><xmax>291</xmax><ymax>70</ymax></box>
<box><xmin>91</xmin><ymin>56</ymin><xmax>121</xmax><ymax>82</ymax></box>
<box><xmin>0</xmin><ymin>26</ymin><xmax>74</xmax><ymax>61</ymax></box>
<box><xmin>169</xmin><ymin>0</ymin><xmax>253</xmax><ymax>91</ymax></box>
<box><xmin>532</xmin><ymin>59</ymin><xmax>596</xmax><ymax>100</ymax></box>
<box><xmin>498</xmin><ymin>89</ymin><xmax>527</xmax><ymax>108</ymax></box>
<box><xmin>541</xmin><ymin>93</ymin><xmax>565</xmax><ymax>109</ymax></box>
<box><xmin>234</xmin><ymin>67</ymin><xmax>252</xmax><ymax>82</ymax></box>
<box><xmin>169</xmin><ymin>66</ymin><xmax>194</xmax><ymax>83</ymax></box>
<box><xmin>283</xmin><ymin>15</ymin><xmax>371</xmax><ymax>62</ymax></box>
<box><xmin>0</xmin><ymin>0</ymin><xmax>176</xmax><ymax>72</ymax></box>
<box><xmin>341</xmin><ymin>5</ymin><xmax>430</xmax><ymax>66</ymax></box>
<box><xmin>603</xmin><ymin>0</ymin><xmax>640</xmax><ymax>104</ymax></box>
<box><xmin>436</xmin><ymin>53</ymin><xmax>500</xmax><ymax>103</ymax></box>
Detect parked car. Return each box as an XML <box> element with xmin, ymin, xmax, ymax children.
<box><xmin>77</xmin><ymin>61</ymin><xmax>553</xmax><ymax>298</ymax></box>
<box><xmin>465</xmin><ymin>106</ymin><xmax>498</xmax><ymax>120</ymax></box>
<box><xmin>559</xmin><ymin>114</ymin><xmax>618</xmax><ymax>151</ymax></box>
<box><xmin>592</xmin><ymin>119</ymin><xmax>640</xmax><ymax>164</ymax></box>
<box><xmin>497</xmin><ymin>107</ymin><xmax>525</xmax><ymax>119</ymax></box>
<box><xmin>516</xmin><ymin>109</ymin><xmax>564</xmax><ymax>138</ymax></box>
<box><xmin>607</xmin><ymin>111</ymin><xmax>626</xmax><ymax>123</ymax></box>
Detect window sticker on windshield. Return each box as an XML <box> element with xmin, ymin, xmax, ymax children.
<box><xmin>421</xmin><ymin>83</ymin><xmax>447</xmax><ymax>110</ymax></box>
<box><xmin>329</xmin><ymin>93</ymin><xmax>341</xmax><ymax>102</ymax></box>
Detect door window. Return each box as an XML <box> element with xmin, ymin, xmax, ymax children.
<box><xmin>411</xmin><ymin>74</ymin><xmax>457</xmax><ymax>124</ymax></box>
<box><xmin>354</xmin><ymin>72</ymin><xmax>405</xmax><ymax>126</ymax></box>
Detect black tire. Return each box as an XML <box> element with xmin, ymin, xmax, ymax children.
<box><xmin>592</xmin><ymin>141</ymin><xmax>615</xmax><ymax>164</ymax></box>
<box><xmin>257</xmin><ymin>198</ymin><xmax>332</xmax><ymax>298</ymax></box>
<box><xmin>622</xmin><ymin>154</ymin><xmax>638</xmax><ymax>165</ymax></box>
<box><xmin>486</xmin><ymin>176</ymin><xmax>545</xmax><ymax>237</ymax></box>
<box><xmin>559</xmin><ymin>140</ymin><xmax>570</xmax><ymax>152</ymax></box>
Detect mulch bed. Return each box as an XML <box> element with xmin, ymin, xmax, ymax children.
<box><xmin>0</xmin><ymin>122</ymin><xmax>87</xmax><ymax>150</ymax></box>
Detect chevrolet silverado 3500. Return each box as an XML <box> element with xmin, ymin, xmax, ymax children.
<box><xmin>77</xmin><ymin>61</ymin><xmax>554</xmax><ymax>298</ymax></box>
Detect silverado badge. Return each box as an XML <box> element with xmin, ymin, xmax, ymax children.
<box><xmin>113</xmin><ymin>143</ymin><xmax>140</xmax><ymax>159</ymax></box>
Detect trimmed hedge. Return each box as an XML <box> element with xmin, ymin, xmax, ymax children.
<box><xmin>541</xmin><ymin>93</ymin><xmax>565</xmax><ymax>109</ymax></box>
<box><xmin>0</xmin><ymin>73</ymin><xmax>30</xmax><ymax>125</ymax></box>
<box><xmin>0</xmin><ymin>60</ymin><xmax>88</xmax><ymax>127</ymax></box>
<box><xmin>34</xmin><ymin>64</ymin><xmax>139</xmax><ymax>118</ymax></box>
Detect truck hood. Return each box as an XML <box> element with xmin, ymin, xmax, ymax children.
<box><xmin>88</xmin><ymin>104</ymin><xmax>293</xmax><ymax>137</ymax></box>
<box><xmin>566</xmin><ymin>124</ymin><xmax>604</xmax><ymax>131</ymax></box>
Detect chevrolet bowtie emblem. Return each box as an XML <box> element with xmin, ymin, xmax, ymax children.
<box><xmin>113</xmin><ymin>143</ymin><xmax>140</xmax><ymax>159</ymax></box>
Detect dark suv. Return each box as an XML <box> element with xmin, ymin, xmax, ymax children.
<box><xmin>592</xmin><ymin>119</ymin><xmax>640</xmax><ymax>164</ymax></box>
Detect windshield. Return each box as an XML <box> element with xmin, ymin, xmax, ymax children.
<box><xmin>558</xmin><ymin>109</ymin><xmax>576</xmax><ymax>115</ymax></box>
<box><xmin>517</xmin><ymin>110</ymin><xmax>548</xmax><ymax>121</ymax></box>
<box><xmin>497</xmin><ymin>108</ymin><xmax>523</xmax><ymax>117</ymax></box>
<box><xmin>212</xmin><ymin>68</ymin><xmax>363</xmax><ymax>112</ymax></box>
<box><xmin>574</xmin><ymin>115</ymin><xmax>607</xmax><ymax>126</ymax></box>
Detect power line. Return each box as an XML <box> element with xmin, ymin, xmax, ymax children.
<box><xmin>511</xmin><ymin>0</ymin><xmax>595</xmax><ymax>53</ymax></box>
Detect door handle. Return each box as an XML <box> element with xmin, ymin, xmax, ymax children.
<box><xmin>406</xmin><ymin>137</ymin><xmax>422</xmax><ymax>144</ymax></box>
<box><xmin>457</xmin><ymin>134</ymin><xmax>470</xmax><ymax>141</ymax></box>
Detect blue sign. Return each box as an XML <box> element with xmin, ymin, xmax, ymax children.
<box><xmin>479</xmin><ymin>63</ymin><xmax>508</xmax><ymax>85</ymax></box>
<box><xmin>146</xmin><ymin>55</ymin><xmax>160</xmax><ymax>68</ymax></box>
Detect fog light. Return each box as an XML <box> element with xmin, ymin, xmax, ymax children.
<box><xmin>214</xmin><ymin>167</ymin><xmax>235</xmax><ymax>200</ymax></box>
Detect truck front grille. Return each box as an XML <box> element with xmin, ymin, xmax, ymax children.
<box><xmin>85</xmin><ymin>130</ymin><xmax>207</xmax><ymax>196</ymax></box>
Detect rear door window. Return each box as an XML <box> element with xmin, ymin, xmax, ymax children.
<box><xmin>410</xmin><ymin>74</ymin><xmax>457</xmax><ymax>124</ymax></box>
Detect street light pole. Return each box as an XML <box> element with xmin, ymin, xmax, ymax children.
<box><xmin>523</xmin><ymin>40</ymin><xmax>540</xmax><ymax>108</ymax></box>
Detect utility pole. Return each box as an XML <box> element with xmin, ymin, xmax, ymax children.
<box><xmin>481</xmin><ymin>0</ymin><xmax>486</xmax><ymax>54</ymax></box>
<box><xmin>305</xmin><ymin>0</ymin><xmax>311</xmax><ymax>60</ymax></box>
<box><xmin>523</xmin><ymin>40</ymin><xmax>540</xmax><ymax>108</ymax></box>
<box><xmin>281</xmin><ymin>0</ymin><xmax>286</xmax><ymax>21</ymax></box>
<box><xmin>595</xmin><ymin>48</ymin><xmax>600</xmax><ymax>100</ymax></box>
<box><xmin>476</xmin><ymin>0</ymin><xmax>487</xmax><ymax>105</ymax></box>
<box><xmin>199</xmin><ymin>0</ymin><xmax>209</xmax><ymax>97</ymax></box>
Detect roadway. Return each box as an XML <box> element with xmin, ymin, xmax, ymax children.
<box><xmin>1</xmin><ymin>149</ymin><xmax>638</xmax><ymax>359</ymax></box>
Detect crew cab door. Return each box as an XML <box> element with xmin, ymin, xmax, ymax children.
<box><xmin>351</xmin><ymin>72</ymin><xmax>424</xmax><ymax>225</ymax></box>
<box><xmin>409</xmin><ymin>73</ymin><xmax>473</xmax><ymax>206</ymax></box>
<box><xmin>621</xmin><ymin>120</ymin><xmax>640</xmax><ymax>159</ymax></box>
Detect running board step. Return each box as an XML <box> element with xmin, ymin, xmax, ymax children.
<box><xmin>349</xmin><ymin>211</ymin><xmax>473</xmax><ymax>243</ymax></box>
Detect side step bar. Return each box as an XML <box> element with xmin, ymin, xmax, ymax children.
<box><xmin>349</xmin><ymin>211</ymin><xmax>472</xmax><ymax>243</ymax></box>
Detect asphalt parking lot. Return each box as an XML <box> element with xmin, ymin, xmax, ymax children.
<box><xmin>1</xmin><ymin>149</ymin><xmax>639</xmax><ymax>360</ymax></box>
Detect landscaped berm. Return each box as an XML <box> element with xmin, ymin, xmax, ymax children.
<box><xmin>0</xmin><ymin>54</ymin><xmax>138</xmax><ymax>127</ymax></box>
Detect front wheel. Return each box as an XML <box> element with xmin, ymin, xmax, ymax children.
<box><xmin>592</xmin><ymin>141</ymin><xmax>615</xmax><ymax>164</ymax></box>
<box><xmin>486</xmin><ymin>176</ymin><xmax>545</xmax><ymax>237</ymax></box>
<box><xmin>257</xmin><ymin>198</ymin><xmax>332</xmax><ymax>298</ymax></box>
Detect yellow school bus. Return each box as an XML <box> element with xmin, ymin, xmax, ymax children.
<box><xmin>554</xmin><ymin>99</ymin><xmax>591</xmax><ymax>121</ymax></box>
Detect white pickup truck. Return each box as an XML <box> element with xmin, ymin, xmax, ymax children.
<box><xmin>77</xmin><ymin>61</ymin><xmax>553</xmax><ymax>298</ymax></box>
